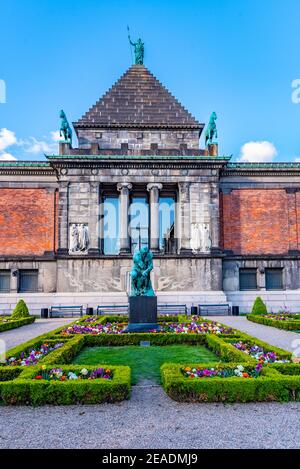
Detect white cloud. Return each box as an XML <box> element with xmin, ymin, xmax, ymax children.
<box><xmin>238</xmin><ymin>141</ymin><xmax>278</xmax><ymax>163</ymax></box>
<box><xmin>0</xmin><ymin>152</ymin><xmax>17</xmax><ymax>161</ymax></box>
<box><xmin>24</xmin><ymin>137</ymin><xmax>56</xmax><ymax>154</ymax></box>
<box><xmin>51</xmin><ymin>130</ymin><xmax>61</xmax><ymax>142</ymax></box>
<box><xmin>0</xmin><ymin>128</ymin><xmax>17</xmax><ymax>152</ymax></box>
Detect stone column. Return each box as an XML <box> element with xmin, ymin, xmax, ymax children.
<box><xmin>178</xmin><ymin>182</ymin><xmax>192</xmax><ymax>253</ymax></box>
<box><xmin>147</xmin><ymin>183</ymin><xmax>163</xmax><ymax>252</ymax></box>
<box><xmin>117</xmin><ymin>183</ymin><xmax>132</xmax><ymax>253</ymax></box>
<box><xmin>210</xmin><ymin>182</ymin><xmax>221</xmax><ymax>252</ymax></box>
<box><xmin>89</xmin><ymin>182</ymin><xmax>100</xmax><ymax>254</ymax></box>
<box><xmin>57</xmin><ymin>181</ymin><xmax>69</xmax><ymax>254</ymax></box>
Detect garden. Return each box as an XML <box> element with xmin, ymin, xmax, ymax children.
<box><xmin>0</xmin><ymin>300</ymin><xmax>35</xmax><ymax>332</ymax></box>
<box><xmin>247</xmin><ymin>297</ymin><xmax>300</xmax><ymax>331</ymax></box>
<box><xmin>0</xmin><ymin>311</ymin><xmax>299</xmax><ymax>405</ymax></box>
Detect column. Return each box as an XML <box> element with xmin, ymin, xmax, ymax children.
<box><xmin>57</xmin><ymin>181</ymin><xmax>69</xmax><ymax>254</ymax></box>
<box><xmin>210</xmin><ymin>182</ymin><xmax>221</xmax><ymax>252</ymax></box>
<box><xmin>89</xmin><ymin>182</ymin><xmax>100</xmax><ymax>254</ymax></box>
<box><xmin>178</xmin><ymin>182</ymin><xmax>192</xmax><ymax>253</ymax></box>
<box><xmin>117</xmin><ymin>183</ymin><xmax>132</xmax><ymax>253</ymax></box>
<box><xmin>147</xmin><ymin>183</ymin><xmax>163</xmax><ymax>252</ymax></box>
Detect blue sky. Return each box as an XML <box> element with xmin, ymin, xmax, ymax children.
<box><xmin>0</xmin><ymin>0</ymin><xmax>300</xmax><ymax>162</ymax></box>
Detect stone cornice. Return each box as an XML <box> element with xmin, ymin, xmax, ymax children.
<box><xmin>222</xmin><ymin>162</ymin><xmax>300</xmax><ymax>177</ymax></box>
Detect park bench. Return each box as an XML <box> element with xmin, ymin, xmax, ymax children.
<box><xmin>50</xmin><ymin>305</ymin><xmax>83</xmax><ymax>318</ymax></box>
<box><xmin>157</xmin><ymin>304</ymin><xmax>188</xmax><ymax>316</ymax></box>
<box><xmin>198</xmin><ymin>304</ymin><xmax>231</xmax><ymax>316</ymax></box>
<box><xmin>97</xmin><ymin>305</ymin><xmax>128</xmax><ymax>316</ymax></box>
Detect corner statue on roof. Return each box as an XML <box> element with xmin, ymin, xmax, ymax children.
<box><xmin>205</xmin><ymin>112</ymin><xmax>218</xmax><ymax>146</ymax></box>
<box><xmin>131</xmin><ymin>247</ymin><xmax>155</xmax><ymax>296</ymax></box>
<box><xmin>59</xmin><ymin>109</ymin><xmax>72</xmax><ymax>145</ymax></box>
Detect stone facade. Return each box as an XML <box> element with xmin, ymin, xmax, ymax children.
<box><xmin>1</xmin><ymin>65</ymin><xmax>300</xmax><ymax>314</ymax></box>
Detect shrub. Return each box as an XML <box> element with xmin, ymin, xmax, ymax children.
<box><xmin>0</xmin><ymin>316</ymin><xmax>35</xmax><ymax>333</ymax></box>
<box><xmin>161</xmin><ymin>363</ymin><xmax>300</xmax><ymax>403</ymax></box>
<box><xmin>251</xmin><ymin>297</ymin><xmax>267</xmax><ymax>315</ymax></box>
<box><xmin>205</xmin><ymin>335</ymin><xmax>256</xmax><ymax>364</ymax></box>
<box><xmin>11</xmin><ymin>300</ymin><xmax>30</xmax><ymax>319</ymax></box>
<box><xmin>247</xmin><ymin>314</ymin><xmax>300</xmax><ymax>331</ymax></box>
<box><xmin>0</xmin><ymin>365</ymin><xmax>131</xmax><ymax>405</ymax></box>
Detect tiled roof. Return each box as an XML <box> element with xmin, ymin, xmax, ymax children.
<box><xmin>74</xmin><ymin>65</ymin><xmax>202</xmax><ymax>129</ymax></box>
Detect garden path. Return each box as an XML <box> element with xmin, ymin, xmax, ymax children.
<box><xmin>0</xmin><ymin>384</ymin><xmax>299</xmax><ymax>449</ymax></box>
<box><xmin>206</xmin><ymin>316</ymin><xmax>300</xmax><ymax>354</ymax></box>
<box><xmin>0</xmin><ymin>318</ymin><xmax>74</xmax><ymax>350</ymax></box>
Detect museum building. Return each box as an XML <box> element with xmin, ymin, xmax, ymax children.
<box><xmin>1</xmin><ymin>62</ymin><xmax>300</xmax><ymax>315</ymax></box>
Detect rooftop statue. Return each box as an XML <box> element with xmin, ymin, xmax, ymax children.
<box><xmin>131</xmin><ymin>247</ymin><xmax>155</xmax><ymax>296</ymax></box>
<box><xmin>59</xmin><ymin>109</ymin><xmax>72</xmax><ymax>145</ymax></box>
<box><xmin>205</xmin><ymin>112</ymin><xmax>218</xmax><ymax>146</ymax></box>
<box><xmin>128</xmin><ymin>27</ymin><xmax>144</xmax><ymax>65</ymax></box>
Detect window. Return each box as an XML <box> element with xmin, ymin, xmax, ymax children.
<box><xmin>0</xmin><ymin>271</ymin><xmax>10</xmax><ymax>292</ymax></box>
<box><xmin>18</xmin><ymin>270</ymin><xmax>38</xmax><ymax>293</ymax></box>
<box><xmin>266</xmin><ymin>269</ymin><xmax>283</xmax><ymax>290</ymax></box>
<box><xmin>102</xmin><ymin>196</ymin><xmax>120</xmax><ymax>255</ymax></box>
<box><xmin>129</xmin><ymin>196</ymin><xmax>149</xmax><ymax>253</ymax></box>
<box><xmin>159</xmin><ymin>196</ymin><xmax>176</xmax><ymax>253</ymax></box>
<box><xmin>239</xmin><ymin>269</ymin><xmax>257</xmax><ymax>290</ymax></box>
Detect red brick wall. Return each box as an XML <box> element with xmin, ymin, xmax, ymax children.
<box><xmin>0</xmin><ymin>188</ymin><xmax>57</xmax><ymax>256</ymax></box>
<box><xmin>221</xmin><ymin>189</ymin><xmax>295</xmax><ymax>255</ymax></box>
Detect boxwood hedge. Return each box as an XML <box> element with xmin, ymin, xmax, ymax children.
<box><xmin>0</xmin><ymin>365</ymin><xmax>131</xmax><ymax>406</ymax></box>
<box><xmin>247</xmin><ymin>314</ymin><xmax>300</xmax><ymax>331</ymax></box>
<box><xmin>161</xmin><ymin>362</ymin><xmax>300</xmax><ymax>403</ymax></box>
<box><xmin>0</xmin><ymin>316</ymin><xmax>35</xmax><ymax>333</ymax></box>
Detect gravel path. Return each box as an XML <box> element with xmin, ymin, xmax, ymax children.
<box><xmin>0</xmin><ymin>384</ymin><xmax>299</xmax><ymax>449</ymax></box>
<box><xmin>206</xmin><ymin>316</ymin><xmax>300</xmax><ymax>354</ymax></box>
<box><xmin>0</xmin><ymin>318</ymin><xmax>74</xmax><ymax>350</ymax></box>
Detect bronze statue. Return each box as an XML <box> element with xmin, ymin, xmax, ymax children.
<box><xmin>131</xmin><ymin>247</ymin><xmax>155</xmax><ymax>296</ymax></box>
<box><xmin>128</xmin><ymin>27</ymin><xmax>144</xmax><ymax>65</ymax></box>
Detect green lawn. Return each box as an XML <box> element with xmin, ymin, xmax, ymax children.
<box><xmin>72</xmin><ymin>345</ymin><xmax>218</xmax><ymax>384</ymax></box>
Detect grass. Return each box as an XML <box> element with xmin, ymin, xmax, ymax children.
<box><xmin>72</xmin><ymin>344</ymin><xmax>218</xmax><ymax>384</ymax></box>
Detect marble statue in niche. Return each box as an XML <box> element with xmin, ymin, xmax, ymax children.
<box><xmin>191</xmin><ymin>223</ymin><xmax>212</xmax><ymax>253</ymax></box>
<box><xmin>69</xmin><ymin>223</ymin><xmax>90</xmax><ymax>254</ymax></box>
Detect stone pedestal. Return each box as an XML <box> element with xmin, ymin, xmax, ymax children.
<box><xmin>125</xmin><ymin>296</ymin><xmax>158</xmax><ymax>332</ymax></box>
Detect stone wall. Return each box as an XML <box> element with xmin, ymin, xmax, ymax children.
<box><xmin>76</xmin><ymin>128</ymin><xmax>200</xmax><ymax>152</ymax></box>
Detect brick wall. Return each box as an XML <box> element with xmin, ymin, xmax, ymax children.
<box><xmin>0</xmin><ymin>188</ymin><xmax>57</xmax><ymax>256</ymax></box>
<box><xmin>221</xmin><ymin>189</ymin><xmax>298</xmax><ymax>255</ymax></box>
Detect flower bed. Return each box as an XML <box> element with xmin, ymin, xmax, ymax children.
<box><xmin>161</xmin><ymin>362</ymin><xmax>300</xmax><ymax>402</ymax></box>
<box><xmin>0</xmin><ymin>316</ymin><xmax>35</xmax><ymax>333</ymax></box>
<box><xmin>61</xmin><ymin>322</ymin><xmax>127</xmax><ymax>335</ymax></box>
<box><xmin>5</xmin><ymin>342</ymin><xmax>64</xmax><ymax>366</ymax></box>
<box><xmin>247</xmin><ymin>314</ymin><xmax>300</xmax><ymax>331</ymax></box>
<box><xmin>232</xmin><ymin>341</ymin><xmax>290</xmax><ymax>363</ymax></box>
<box><xmin>0</xmin><ymin>365</ymin><xmax>130</xmax><ymax>405</ymax></box>
<box><xmin>182</xmin><ymin>364</ymin><xmax>263</xmax><ymax>379</ymax></box>
<box><xmin>35</xmin><ymin>366</ymin><xmax>112</xmax><ymax>381</ymax></box>
<box><xmin>153</xmin><ymin>321</ymin><xmax>234</xmax><ymax>335</ymax></box>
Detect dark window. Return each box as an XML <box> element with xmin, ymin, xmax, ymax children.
<box><xmin>102</xmin><ymin>195</ymin><xmax>120</xmax><ymax>255</ymax></box>
<box><xmin>239</xmin><ymin>269</ymin><xmax>257</xmax><ymax>290</ymax></box>
<box><xmin>159</xmin><ymin>196</ymin><xmax>176</xmax><ymax>253</ymax></box>
<box><xmin>0</xmin><ymin>271</ymin><xmax>10</xmax><ymax>292</ymax></box>
<box><xmin>18</xmin><ymin>270</ymin><xmax>38</xmax><ymax>293</ymax></box>
<box><xmin>129</xmin><ymin>195</ymin><xmax>149</xmax><ymax>253</ymax></box>
<box><xmin>266</xmin><ymin>269</ymin><xmax>283</xmax><ymax>290</ymax></box>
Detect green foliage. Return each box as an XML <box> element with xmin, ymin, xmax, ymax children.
<box><xmin>161</xmin><ymin>363</ymin><xmax>300</xmax><ymax>403</ymax></box>
<box><xmin>11</xmin><ymin>300</ymin><xmax>30</xmax><ymax>319</ymax></box>
<box><xmin>84</xmin><ymin>333</ymin><xmax>208</xmax><ymax>347</ymax></box>
<box><xmin>247</xmin><ymin>314</ymin><xmax>300</xmax><ymax>330</ymax></box>
<box><xmin>0</xmin><ymin>365</ymin><xmax>131</xmax><ymax>406</ymax></box>
<box><xmin>222</xmin><ymin>333</ymin><xmax>292</xmax><ymax>361</ymax></box>
<box><xmin>251</xmin><ymin>297</ymin><xmax>268</xmax><ymax>316</ymax></box>
<box><xmin>72</xmin><ymin>344</ymin><xmax>217</xmax><ymax>385</ymax></box>
<box><xmin>0</xmin><ymin>316</ymin><xmax>35</xmax><ymax>333</ymax></box>
<box><xmin>205</xmin><ymin>335</ymin><xmax>256</xmax><ymax>364</ymax></box>
<box><xmin>0</xmin><ymin>367</ymin><xmax>23</xmax><ymax>382</ymax></box>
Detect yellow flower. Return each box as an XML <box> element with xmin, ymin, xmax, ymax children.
<box><xmin>41</xmin><ymin>365</ymin><xmax>47</xmax><ymax>370</ymax></box>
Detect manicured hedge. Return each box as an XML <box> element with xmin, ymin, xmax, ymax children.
<box><xmin>0</xmin><ymin>367</ymin><xmax>23</xmax><ymax>382</ymax></box>
<box><xmin>247</xmin><ymin>314</ymin><xmax>300</xmax><ymax>331</ymax></box>
<box><xmin>222</xmin><ymin>333</ymin><xmax>292</xmax><ymax>361</ymax></box>
<box><xmin>0</xmin><ymin>365</ymin><xmax>131</xmax><ymax>406</ymax></box>
<box><xmin>0</xmin><ymin>316</ymin><xmax>35</xmax><ymax>333</ymax></box>
<box><xmin>161</xmin><ymin>362</ymin><xmax>300</xmax><ymax>403</ymax></box>
<box><xmin>205</xmin><ymin>335</ymin><xmax>256</xmax><ymax>364</ymax></box>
